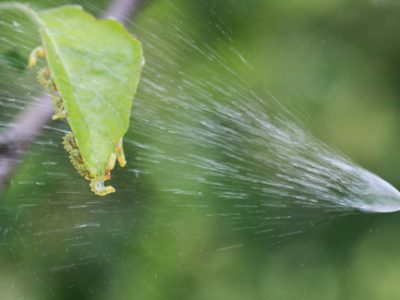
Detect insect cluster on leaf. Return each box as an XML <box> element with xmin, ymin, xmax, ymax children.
<box><xmin>3</xmin><ymin>3</ymin><xmax>144</xmax><ymax>195</ymax></box>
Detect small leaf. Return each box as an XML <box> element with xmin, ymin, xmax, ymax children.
<box><xmin>38</xmin><ymin>5</ymin><xmax>143</xmax><ymax>177</ymax></box>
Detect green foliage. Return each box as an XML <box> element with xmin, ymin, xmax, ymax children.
<box><xmin>0</xmin><ymin>49</ymin><xmax>26</xmax><ymax>71</ymax></box>
<box><xmin>0</xmin><ymin>3</ymin><xmax>144</xmax><ymax>194</ymax></box>
<box><xmin>1</xmin><ymin>0</ymin><xmax>400</xmax><ymax>299</ymax></box>
<box><xmin>38</xmin><ymin>6</ymin><xmax>143</xmax><ymax>175</ymax></box>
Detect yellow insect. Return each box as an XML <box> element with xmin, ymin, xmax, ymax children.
<box><xmin>29</xmin><ymin>46</ymin><xmax>126</xmax><ymax>196</ymax></box>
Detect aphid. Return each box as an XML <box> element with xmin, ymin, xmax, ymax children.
<box><xmin>62</xmin><ymin>132</ymin><xmax>91</xmax><ymax>180</ymax></box>
<box><xmin>29</xmin><ymin>46</ymin><xmax>126</xmax><ymax>196</ymax></box>
<box><xmin>63</xmin><ymin>133</ymin><xmax>120</xmax><ymax>196</ymax></box>
<box><xmin>28</xmin><ymin>46</ymin><xmax>46</xmax><ymax>69</ymax></box>
<box><xmin>29</xmin><ymin>47</ymin><xmax>66</xmax><ymax>120</ymax></box>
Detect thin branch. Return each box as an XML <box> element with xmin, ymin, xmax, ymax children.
<box><xmin>104</xmin><ymin>0</ymin><xmax>142</xmax><ymax>20</ymax></box>
<box><xmin>0</xmin><ymin>0</ymin><xmax>143</xmax><ymax>193</ymax></box>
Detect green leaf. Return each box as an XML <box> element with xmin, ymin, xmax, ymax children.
<box><xmin>38</xmin><ymin>6</ymin><xmax>143</xmax><ymax>176</ymax></box>
<box><xmin>0</xmin><ymin>3</ymin><xmax>144</xmax><ymax>194</ymax></box>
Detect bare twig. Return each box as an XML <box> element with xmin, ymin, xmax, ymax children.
<box><xmin>0</xmin><ymin>0</ymin><xmax>143</xmax><ymax>193</ymax></box>
<box><xmin>104</xmin><ymin>0</ymin><xmax>143</xmax><ymax>20</ymax></box>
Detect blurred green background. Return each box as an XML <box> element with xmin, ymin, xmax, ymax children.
<box><xmin>1</xmin><ymin>0</ymin><xmax>400</xmax><ymax>299</ymax></box>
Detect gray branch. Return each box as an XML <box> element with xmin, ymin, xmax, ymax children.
<box><xmin>0</xmin><ymin>0</ymin><xmax>143</xmax><ymax>193</ymax></box>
